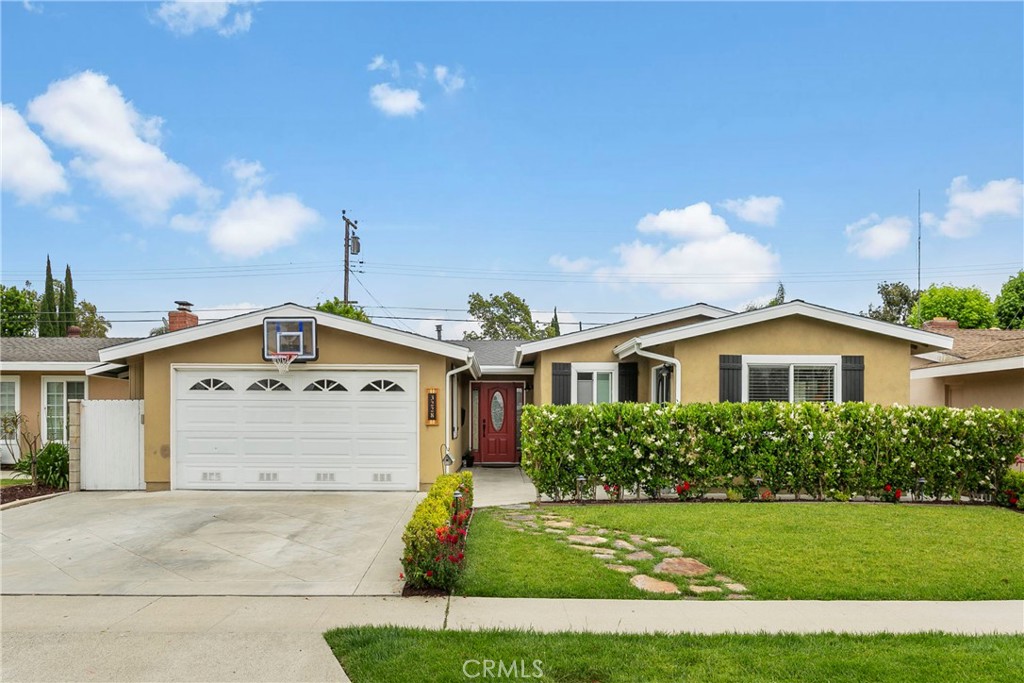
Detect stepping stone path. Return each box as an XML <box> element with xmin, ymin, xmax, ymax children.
<box><xmin>495</xmin><ymin>508</ymin><xmax>752</xmax><ymax>600</ymax></box>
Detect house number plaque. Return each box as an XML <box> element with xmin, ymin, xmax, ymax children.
<box><xmin>426</xmin><ymin>388</ymin><xmax>438</xmax><ymax>426</ymax></box>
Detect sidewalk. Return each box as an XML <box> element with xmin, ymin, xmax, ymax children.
<box><xmin>3</xmin><ymin>595</ymin><xmax>1022</xmax><ymax>681</ymax></box>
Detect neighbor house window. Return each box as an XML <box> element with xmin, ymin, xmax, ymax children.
<box><xmin>742</xmin><ymin>356</ymin><xmax>839</xmax><ymax>404</ymax></box>
<box><xmin>42</xmin><ymin>377</ymin><xmax>86</xmax><ymax>443</ymax></box>
<box><xmin>571</xmin><ymin>363</ymin><xmax>617</xmax><ymax>405</ymax></box>
<box><xmin>0</xmin><ymin>378</ymin><xmax>19</xmax><ymax>462</ymax></box>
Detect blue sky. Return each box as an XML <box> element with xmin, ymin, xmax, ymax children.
<box><xmin>3</xmin><ymin>1</ymin><xmax>1022</xmax><ymax>338</ymax></box>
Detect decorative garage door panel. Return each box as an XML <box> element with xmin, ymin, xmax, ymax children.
<box><xmin>174</xmin><ymin>369</ymin><xmax>417</xmax><ymax>491</ymax></box>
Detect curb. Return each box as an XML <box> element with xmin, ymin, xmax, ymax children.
<box><xmin>0</xmin><ymin>491</ymin><xmax>69</xmax><ymax>511</ymax></box>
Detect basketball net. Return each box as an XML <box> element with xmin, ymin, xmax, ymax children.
<box><xmin>270</xmin><ymin>352</ymin><xmax>298</xmax><ymax>374</ymax></box>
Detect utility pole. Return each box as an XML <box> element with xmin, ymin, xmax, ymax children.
<box><xmin>341</xmin><ymin>210</ymin><xmax>361</xmax><ymax>304</ymax></box>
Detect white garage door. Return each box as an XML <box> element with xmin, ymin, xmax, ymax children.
<box><xmin>174</xmin><ymin>368</ymin><xmax>417</xmax><ymax>491</ymax></box>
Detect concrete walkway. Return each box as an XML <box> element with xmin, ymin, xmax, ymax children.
<box><xmin>467</xmin><ymin>465</ymin><xmax>537</xmax><ymax>507</ymax></box>
<box><xmin>3</xmin><ymin>595</ymin><xmax>1022</xmax><ymax>682</ymax></box>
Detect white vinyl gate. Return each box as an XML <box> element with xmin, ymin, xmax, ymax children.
<box><xmin>81</xmin><ymin>399</ymin><xmax>145</xmax><ymax>490</ymax></box>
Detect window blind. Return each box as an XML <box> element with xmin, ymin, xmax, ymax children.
<box><xmin>748</xmin><ymin>365</ymin><xmax>789</xmax><ymax>402</ymax></box>
<box><xmin>793</xmin><ymin>366</ymin><xmax>835</xmax><ymax>402</ymax></box>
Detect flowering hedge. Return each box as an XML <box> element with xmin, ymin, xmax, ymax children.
<box><xmin>401</xmin><ymin>471</ymin><xmax>473</xmax><ymax>590</ymax></box>
<box><xmin>521</xmin><ymin>402</ymin><xmax>1024</xmax><ymax>504</ymax></box>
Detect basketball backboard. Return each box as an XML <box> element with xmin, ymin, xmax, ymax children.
<box><xmin>263</xmin><ymin>317</ymin><xmax>318</xmax><ymax>361</ymax></box>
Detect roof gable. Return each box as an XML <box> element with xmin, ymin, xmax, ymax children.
<box><xmin>616</xmin><ymin>301</ymin><xmax>955</xmax><ymax>355</ymax></box>
<box><xmin>97</xmin><ymin>303</ymin><xmax>479</xmax><ymax>370</ymax></box>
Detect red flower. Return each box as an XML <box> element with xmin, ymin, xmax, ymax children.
<box><xmin>895</xmin><ymin>489</ymin><xmax>902</xmax><ymax>499</ymax></box>
<box><xmin>458</xmin><ymin>552</ymin><xmax>464</xmax><ymax>560</ymax></box>
<box><xmin>426</xmin><ymin>570</ymin><xmax>433</xmax><ymax>577</ymax></box>
<box><xmin>434</xmin><ymin>556</ymin><xmax>441</xmax><ymax>562</ymax></box>
<box><xmin>399</xmin><ymin>573</ymin><xmax>404</xmax><ymax>580</ymax></box>
<box><xmin>1010</xmin><ymin>497</ymin><xmax>1019</xmax><ymax>505</ymax></box>
<box><xmin>884</xmin><ymin>484</ymin><xmax>892</xmax><ymax>492</ymax></box>
<box><xmin>683</xmin><ymin>481</ymin><xmax>690</xmax><ymax>491</ymax></box>
<box><xmin>675</xmin><ymin>484</ymin><xmax>683</xmax><ymax>494</ymax></box>
<box><xmin>603</xmin><ymin>484</ymin><xmax>610</xmax><ymax>492</ymax></box>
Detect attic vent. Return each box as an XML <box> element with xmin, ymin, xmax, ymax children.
<box><xmin>201</xmin><ymin>472</ymin><xmax>222</xmax><ymax>482</ymax></box>
<box><xmin>372</xmin><ymin>472</ymin><xmax>393</xmax><ymax>483</ymax></box>
<box><xmin>315</xmin><ymin>472</ymin><xmax>336</xmax><ymax>482</ymax></box>
<box><xmin>258</xmin><ymin>472</ymin><xmax>279</xmax><ymax>482</ymax></box>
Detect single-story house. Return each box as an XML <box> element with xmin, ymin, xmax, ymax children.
<box><xmin>0</xmin><ymin>334</ymin><xmax>135</xmax><ymax>463</ymax></box>
<box><xmin>5</xmin><ymin>298</ymin><xmax>955</xmax><ymax>491</ymax></box>
<box><xmin>910</xmin><ymin>318</ymin><xmax>1024</xmax><ymax>409</ymax></box>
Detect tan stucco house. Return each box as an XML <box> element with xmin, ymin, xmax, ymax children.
<box><xmin>4</xmin><ymin>299</ymin><xmax>954</xmax><ymax>491</ymax></box>
<box><xmin>910</xmin><ymin>318</ymin><xmax>1024</xmax><ymax>409</ymax></box>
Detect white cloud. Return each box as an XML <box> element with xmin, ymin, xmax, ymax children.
<box><xmin>415</xmin><ymin>62</ymin><xmax>428</xmax><ymax>80</ymax></box>
<box><xmin>434</xmin><ymin>65</ymin><xmax>465</xmax><ymax>94</ymax></box>
<box><xmin>636</xmin><ymin>202</ymin><xmax>730</xmax><ymax>240</ymax></box>
<box><xmin>1</xmin><ymin>103</ymin><xmax>69</xmax><ymax>203</ymax></box>
<box><xmin>22</xmin><ymin>1</ymin><xmax>43</xmax><ymax>14</ymax></box>
<box><xmin>225</xmin><ymin>158</ymin><xmax>266</xmax><ymax>193</ymax></box>
<box><xmin>369</xmin><ymin>83</ymin><xmax>424</xmax><ymax>117</ymax></box>
<box><xmin>367</xmin><ymin>55</ymin><xmax>401</xmax><ymax>78</ymax></box>
<box><xmin>155</xmin><ymin>1</ymin><xmax>254</xmax><ymax>37</ymax></box>
<box><xmin>552</xmin><ymin>202</ymin><xmax>779</xmax><ymax>302</ymax></box>
<box><xmin>719</xmin><ymin>195</ymin><xmax>784</xmax><ymax>226</ymax></box>
<box><xmin>47</xmin><ymin>205</ymin><xmax>81</xmax><ymax>222</ymax></box>
<box><xmin>844</xmin><ymin>214</ymin><xmax>912</xmax><ymax>260</ymax></box>
<box><xmin>549</xmin><ymin>255</ymin><xmax>598</xmax><ymax>273</ymax></box>
<box><xmin>932</xmin><ymin>176</ymin><xmax>1023</xmax><ymax>238</ymax></box>
<box><xmin>209</xmin><ymin>191</ymin><xmax>319</xmax><ymax>258</ymax></box>
<box><xmin>26</xmin><ymin>71</ymin><xmax>212</xmax><ymax>219</ymax></box>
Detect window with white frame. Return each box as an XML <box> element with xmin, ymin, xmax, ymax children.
<box><xmin>742</xmin><ymin>356</ymin><xmax>840</xmax><ymax>404</ymax></box>
<box><xmin>42</xmin><ymin>377</ymin><xmax>86</xmax><ymax>443</ymax></box>
<box><xmin>571</xmin><ymin>363</ymin><xmax>617</xmax><ymax>405</ymax></box>
<box><xmin>0</xmin><ymin>378</ymin><xmax>20</xmax><ymax>462</ymax></box>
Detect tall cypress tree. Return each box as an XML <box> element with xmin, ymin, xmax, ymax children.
<box><xmin>38</xmin><ymin>256</ymin><xmax>59</xmax><ymax>337</ymax></box>
<box><xmin>61</xmin><ymin>264</ymin><xmax>76</xmax><ymax>335</ymax></box>
<box><xmin>548</xmin><ymin>308</ymin><xmax>560</xmax><ymax>337</ymax></box>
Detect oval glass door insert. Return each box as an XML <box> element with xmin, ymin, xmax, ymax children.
<box><xmin>490</xmin><ymin>392</ymin><xmax>505</xmax><ymax>431</ymax></box>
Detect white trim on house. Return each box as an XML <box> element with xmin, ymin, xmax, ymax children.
<box><xmin>40</xmin><ymin>375</ymin><xmax>89</xmax><ymax>444</ymax></box>
<box><xmin>514</xmin><ymin>304</ymin><xmax>733</xmax><ymax>366</ymax></box>
<box><xmin>569</xmin><ymin>362</ymin><xmax>619</xmax><ymax>405</ymax></box>
<box><xmin>910</xmin><ymin>355</ymin><xmax>1024</xmax><ymax>379</ymax></box>
<box><xmin>740</xmin><ymin>354</ymin><xmax>842</xmax><ymax>404</ymax></box>
<box><xmin>614</xmin><ymin>301</ymin><xmax>955</xmax><ymax>355</ymax></box>
<box><xmin>85</xmin><ymin>363</ymin><xmax>129</xmax><ymax>378</ymax></box>
<box><xmin>99</xmin><ymin>303</ymin><xmax>481</xmax><ymax>375</ymax></box>
<box><xmin>479</xmin><ymin>365</ymin><xmax>534</xmax><ymax>376</ymax></box>
<box><xmin>0</xmin><ymin>362</ymin><xmax>96</xmax><ymax>372</ymax></box>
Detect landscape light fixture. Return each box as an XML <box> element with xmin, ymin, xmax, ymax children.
<box><xmin>576</xmin><ymin>475</ymin><xmax>587</xmax><ymax>504</ymax></box>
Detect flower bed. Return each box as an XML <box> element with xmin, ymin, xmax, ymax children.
<box><xmin>522</xmin><ymin>402</ymin><xmax>1024</xmax><ymax>505</ymax></box>
<box><xmin>400</xmin><ymin>471</ymin><xmax>474</xmax><ymax>591</ymax></box>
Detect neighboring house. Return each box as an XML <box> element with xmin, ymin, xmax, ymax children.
<box><xmin>41</xmin><ymin>298</ymin><xmax>952</xmax><ymax>493</ymax></box>
<box><xmin>0</xmin><ymin>334</ymin><xmax>136</xmax><ymax>463</ymax></box>
<box><xmin>910</xmin><ymin>318</ymin><xmax>1024</xmax><ymax>409</ymax></box>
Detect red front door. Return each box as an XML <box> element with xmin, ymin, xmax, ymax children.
<box><xmin>478</xmin><ymin>383</ymin><xmax>517</xmax><ymax>464</ymax></box>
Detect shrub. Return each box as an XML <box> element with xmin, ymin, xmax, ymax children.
<box><xmin>996</xmin><ymin>469</ymin><xmax>1024</xmax><ymax>510</ymax></box>
<box><xmin>13</xmin><ymin>441</ymin><xmax>69</xmax><ymax>489</ymax></box>
<box><xmin>401</xmin><ymin>471</ymin><xmax>473</xmax><ymax>591</ymax></box>
<box><xmin>521</xmin><ymin>403</ymin><xmax>1024</xmax><ymax>504</ymax></box>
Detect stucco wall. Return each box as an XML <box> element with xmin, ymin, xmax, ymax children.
<box><xmin>669</xmin><ymin>316</ymin><xmax>912</xmax><ymax>405</ymax></box>
<box><xmin>139</xmin><ymin>325</ymin><xmax>450</xmax><ymax>491</ymax></box>
<box><xmin>912</xmin><ymin>369</ymin><xmax>1024</xmax><ymax>409</ymax></box>
<box><xmin>0</xmin><ymin>371</ymin><xmax>128</xmax><ymax>445</ymax></box>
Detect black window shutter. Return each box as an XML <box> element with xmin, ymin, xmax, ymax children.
<box><xmin>551</xmin><ymin>362</ymin><xmax>572</xmax><ymax>405</ymax></box>
<box><xmin>719</xmin><ymin>355</ymin><xmax>742</xmax><ymax>402</ymax></box>
<box><xmin>841</xmin><ymin>356</ymin><xmax>864</xmax><ymax>402</ymax></box>
<box><xmin>618</xmin><ymin>362</ymin><xmax>638</xmax><ymax>402</ymax></box>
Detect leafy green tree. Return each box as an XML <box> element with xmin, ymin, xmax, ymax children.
<box><xmin>60</xmin><ymin>265</ymin><xmax>76</xmax><ymax>336</ymax></box>
<box><xmin>0</xmin><ymin>284</ymin><xmax>39</xmax><ymax>337</ymax></box>
<box><xmin>315</xmin><ymin>297</ymin><xmax>372</xmax><ymax>323</ymax></box>
<box><xmin>908</xmin><ymin>284</ymin><xmax>997</xmax><ymax>329</ymax></box>
<box><xmin>994</xmin><ymin>271</ymin><xmax>1024</xmax><ymax>330</ymax></box>
<box><xmin>38</xmin><ymin>256</ymin><xmax>60</xmax><ymax>337</ymax></box>
<box><xmin>744</xmin><ymin>282</ymin><xmax>786</xmax><ymax>312</ymax></box>
<box><xmin>863</xmin><ymin>281</ymin><xmax>919</xmax><ymax>325</ymax></box>
<box><xmin>464</xmin><ymin>291</ymin><xmax>545</xmax><ymax>340</ymax></box>
<box><xmin>75</xmin><ymin>301</ymin><xmax>111</xmax><ymax>337</ymax></box>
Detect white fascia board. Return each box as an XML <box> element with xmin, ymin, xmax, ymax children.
<box><xmin>479</xmin><ymin>365</ymin><xmax>535</xmax><ymax>376</ymax></box>
<box><xmin>613</xmin><ymin>338</ymin><xmax>642</xmax><ymax>357</ymax></box>
<box><xmin>98</xmin><ymin>303</ymin><xmax>475</xmax><ymax>364</ymax></box>
<box><xmin>85</xmin><ymin>363</ymin><xmax>129</xmax><ymax>377</ymax></box>
<box><xmin>910</xmin><ymin>355</ymin><xmax>1024</xmax><ymax>379</ymax></box>
<box><xmin>0</xmin><ymin>362</ymin><xmax>95</xmax><ymax>372</ymax></box>
<box><xmin>515</xmin><ymin>304</ymin><xmax>734</xmax><ymax>363</ymax></box>
<box><xmin>632</xmin><ymin>301</ymin><xmax>955</xmax><ymax>352</ymax></box>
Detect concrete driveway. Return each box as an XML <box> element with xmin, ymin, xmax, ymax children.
<box><xmin>1</xmin><ymin>490</ymin><xmax>419</xmax><ymax>596</ymax></box>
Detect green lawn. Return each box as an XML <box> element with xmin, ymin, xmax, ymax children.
<box><xmin>460</xmin><ymin>503</ymin><xmax>1023</xmax><ymax>600</ymax></box>
<box><xmin>1</xmin><ymin>478</ymin><xmax>28</xmax><ymax>487</ymax></box>
<box><xmin>324</xmin><ymin>627</ymin><xmax>1023</xmax><ymax>683</ymax></box>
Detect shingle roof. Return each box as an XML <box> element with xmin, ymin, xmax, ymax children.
<box><xmin>926</xmin><ymin>328</ymin><xmax>1024</xmax><ymax>366</ymax></box>
<box><xmin>0</xmin><ymin>337</ymin><xmax>139</xmax><ymax>363</ymax></box>
<box><xmin>448</xmin><ymin>339</ymin><xmax>523</xmax><ymax>366</ymax></box>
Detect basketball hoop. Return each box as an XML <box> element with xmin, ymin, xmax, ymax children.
<box><xmin>269</xmin><ymin>352</ymin><xmax>299</xmax><ymax>374</ymax></box>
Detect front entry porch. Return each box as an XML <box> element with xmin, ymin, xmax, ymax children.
<box><xmin>469</xmin><ymin>381</ymin><xmax>526</xmax><ymax>466</ymax></box>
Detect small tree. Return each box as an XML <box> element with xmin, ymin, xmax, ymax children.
<box><xmin>546</xmin><ymin>308</ymin><xmax>561</xmax><ymax>338</ymax></box>
<box><xmin>38</xmin><ymin>256</ymin><xmax>60</xmax><ymax>337</ymax></box>
<box><xmin>1</xmin><ymin>412</ymin><xmax>41</xmax><ymax>488</ymax></box>
<box><xmin>995</xmin><ymin>271</ymin><xmax>1024</xmax><ymax>330</ymax></box>
<box><xmin>75</xmin><ymin>300</ymin><xmax>111</xmax><ymax>337</ymax></box>
<box><xmin>744</xmin><ymin>282</ymin><xmax>786</xmax><ymax>312</ymax></box>
<box><xmin>464</xmin><ymin>291</ymin><xmax>544</xmax><ymax>340</ymax></box>
<box><xmin>864</xmin><ymin>281</ymin><xmax>919</xmax><ymax>325</ymax></box>
<box><xmin>0</xmin><ymin>283</ymin><xmax>39</xmax><ymax>337</ymax></box>
<box><xmin>908</xmin><ymin>284</ymin><xmax>997</xmax><ymax>329</ymax></box>
<box><xmin>315</xmin><ymin>297</ymin><xmax>372</xmax><ymax>323</ymax></box>
<box><xmin>149</xmin><ymin>317</ymin><xmax>170</xmax><ymax>336</ymax></box>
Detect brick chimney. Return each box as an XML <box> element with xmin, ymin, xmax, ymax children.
<box><xmin>66</xmin><ymin>325</ymin><xmax>82</xmax><ymax>338</ymax></box>
<box><xmin>168</xmin><ymin>300</ymin><xmax>199</xmax><ymax>332</ymax></box>
<box><xmin>923</xmin><ymin>316</ymin><xmax>959</xmax><ymax>331</ymax></box>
